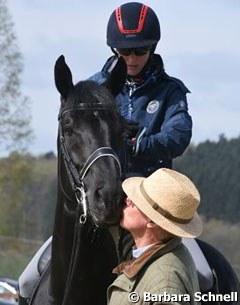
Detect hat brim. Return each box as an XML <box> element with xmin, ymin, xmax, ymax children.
<box><xmin>122</xmin><ymin>177</ymin><xmax>202</xmax><ymax>238</ymax></box>
<box><xmin>107</xmin><ymin>39</ymin><xmax>158</xmax><ymax>49</ymax></box>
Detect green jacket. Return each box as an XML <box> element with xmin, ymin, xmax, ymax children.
<box><xmin>107</xmin><ymin>237</ymin><xmax>200</xmax><ymax>305</ymax></box>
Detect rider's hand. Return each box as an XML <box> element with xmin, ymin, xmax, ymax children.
<box><xmin>124</xmin><ymin>119</ymin><xmax>139</xmax><ymax>139</ymax></box>
<box><xmin>125</xmin><ymin>137</ymin><xmax>136</xmax><ymax>156</ymax></box>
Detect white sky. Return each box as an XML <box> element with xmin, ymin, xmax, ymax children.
<box><xmin>7</xmin><ymin>0</ymin><xmax>240</xmax><ymax>155</ymax></box>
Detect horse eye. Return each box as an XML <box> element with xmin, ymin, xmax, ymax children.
<box><xmin>64</xmin><ymin>127</ymin><xmax>73</xmax><ymax>136</ymax></box>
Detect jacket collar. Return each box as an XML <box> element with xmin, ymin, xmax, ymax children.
<box><xmin>113</xmin><ymin>237</ymin><xmax>182</xmax><ymax>279</ymax></box>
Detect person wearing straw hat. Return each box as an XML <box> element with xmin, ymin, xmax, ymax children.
<box><xmin>108</xmin><ymin>168</ymin><xmax>202</xmax><ymax>305</ymax></box>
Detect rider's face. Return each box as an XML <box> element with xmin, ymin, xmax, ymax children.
<box><xmin>120</xmin><ymin>52</ymin><xmax>150</xmax><ymax>76</ymax></box>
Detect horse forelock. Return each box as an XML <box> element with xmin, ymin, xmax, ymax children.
<box><xmin>60</xmin><ymin>80</ymin><xmax>123</xmax><ymax>132</ymax></box>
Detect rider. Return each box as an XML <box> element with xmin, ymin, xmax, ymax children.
<box><xmin>18</xmin><ymin>2</ymin><xmax>195</xmax><ymax>304</ymax></box>
<box><xmin>90</xmin><ymin>1</ymin><xmax>192</xmax><ymax>177</ymax></box>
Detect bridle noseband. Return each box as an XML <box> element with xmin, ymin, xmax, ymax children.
<box><xmin>58</xmin><ymin>104</ymin><xmax>122</xmax><ymax>224</ymax></box>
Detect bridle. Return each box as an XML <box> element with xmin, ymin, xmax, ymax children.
<box><xmin>58</xmin><ymin>103</ymin><xmax>122</xmax><ymax>224</ymax></box>
<box><xmin>57</xmin><ymin>103</ymin><xmax>122</xmax><ymax>305</ymax></box>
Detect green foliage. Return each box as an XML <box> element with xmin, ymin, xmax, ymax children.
<box><xmin>0</xmin><ymin>152</ymin><xmax>57</xmax><ymax>240</ymax></box>
<box><xmin>0</xmin><ymin>152</ymin><xmax>57</xmax><ymax>278</ymax></box>
<box><xmin>0</xmin><ymin>0</ymin><xmax>32</xmax><ymax>152</ymax></box>
<box><xmin>0</xmin><ymin>236</ymin><xmax>42</xmax><ymax>279</ymax></box>
<box><xmin>0</xmin><ymin>152</ymin><xmax>34</xmax><ymax>237</ymax></box>
<box><xmin>201</xmin><ymin>217</ymin><xmax>240</xmax><ymax>279</ymax></box>
<box><xmin>174</xmin><ymin>135</ymin><xmax>240</xmax><ymax>223</ymax></box>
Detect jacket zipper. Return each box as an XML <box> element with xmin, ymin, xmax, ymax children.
<box><xmin>126</xmin><ymin>80</ymin><xmax>137</xmax><ymax>120</ymax></box>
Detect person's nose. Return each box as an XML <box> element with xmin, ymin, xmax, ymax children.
<box><xmin>126</xmin><ymin>54</ymin><xmax>138</xmax><ymax>63</ymax></box>
<box><xmin>125</xmin><ymin>197</ymin><xmax>133</xmax><ymax>206</ymax></box>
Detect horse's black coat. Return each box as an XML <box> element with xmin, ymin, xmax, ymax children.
<box><xmin>30</xmin><ymin>55</ymin><xmax>127</xmax><ymax>305</ymax></box>
<box><xmin>196</xmin><ymin>239</ymin><xmax>240</xmax><ymax>305</ymax></box>
<box><xmin>29</xmin><ymin>55</ymin><xmax>240</xmax><ymax>305</ymax></box>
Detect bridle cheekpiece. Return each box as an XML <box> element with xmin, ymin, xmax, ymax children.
<box><xmin>58</xmin><ymin>103</ymin><xmax>122</xmax><ymax>224</ymax></box>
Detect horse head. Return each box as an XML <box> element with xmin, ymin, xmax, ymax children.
<box><xmin>54</xmin><ymin>55</ymin><xmax>127</xmax><ymax>226</ymax></box>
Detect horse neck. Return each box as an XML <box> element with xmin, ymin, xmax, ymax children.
<box><xmin>50</xmin><ymin>187</ymin><xmax>103</xmax><ymax>304</ymax></box>
<box><xmin>50</xmin><ymin>188</ymin><xmax>72</xmax><ymax>296</ymax></box>
<box><xmin>50</xmin><ymin>156</ymin><xmax>87</xmax><ymax>300</ymax></box>
<box><xmin>48</xmin><ymin>143</ymin><xmax>120</xmax><ymax>304</ymax></box>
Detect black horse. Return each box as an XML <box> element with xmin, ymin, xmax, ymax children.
<box><xmin>27</xmin><ymin>55</ymin><xmax>240</xmax><ymax>305</ymax></box>
<box><xmin>30</xmin><ymin>55</ymin><xmax>127</xmax><ymax>305</ymax></box>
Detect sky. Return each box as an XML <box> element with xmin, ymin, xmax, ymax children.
<box><xmin>7</xmin><ymin>0</ymin><xmax>240</xmax><ymax>155</ymax></box>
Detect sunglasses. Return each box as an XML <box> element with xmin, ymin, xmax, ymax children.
<box><xmin>116</xmin><ymin>46</ymin><xmax>152</xmax><ymax>56</ymax></box>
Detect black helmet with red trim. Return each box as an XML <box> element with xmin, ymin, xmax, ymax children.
<box><xmin>107</xmin><ymin>2</ymin><xmax>160</xmax><ymax>49</ymax></box>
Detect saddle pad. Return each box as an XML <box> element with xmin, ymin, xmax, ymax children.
<box><xmin>38</xmin><ymin>237</ymin><xmax>52</xmax><ymax>274</ymax></box>
<box><xmin>18</xmin><ymin>236</ymin><xmax>52</xmax><ymax>298</ymax></box>
<box><xmin>182</xmin><ymin>238</ymin><xmax>214</xmax><ymax>292</ymax></box>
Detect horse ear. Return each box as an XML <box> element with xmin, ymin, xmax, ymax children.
<box><xmin>104</xmin><ymin>57</ymin><xmax>127</xmax><ymax>97</ymax></box>
<box><xmin>54</xmin><ymin>55</ymin><xmax>74</xmax><ymax>99</ymax></box>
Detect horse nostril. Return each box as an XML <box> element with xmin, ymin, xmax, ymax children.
<box><xmin>91</xmin><ymin>186</ymin><xmax>122</xmax><ymax>224</ymax></box>
<box><xmin>95</xmin><ymin>187</ymin><xmax>105</xmax><ymax>203</ymax></box>
<box><xmin>94</xmin><ymin>186</ymin><xmax>112</xmax><ymax>208</ymax></box>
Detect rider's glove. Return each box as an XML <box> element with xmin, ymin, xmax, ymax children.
<box><xmin>124</xmin><ymin>119</ymin><xmax>139</xmax><ymax>139</ymax></box>
<box><xmin>125</xmin><ymin>127</ymin><xmax>147</xmax><ymax>157</ymax></box>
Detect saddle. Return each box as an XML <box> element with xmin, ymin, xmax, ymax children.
<box><xmin>18</xmin><ymin>237</ymin><xmax>52</xmax><ymax>300</ymax></box>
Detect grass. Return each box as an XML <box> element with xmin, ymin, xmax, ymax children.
<box><xmin>0</xmin><ymin>236</ymin><xmax>42</xmax><ymax>279</ymax></box>
<box><xmin>200</xmin><ymin>217</ymin><xmax>240</xmax><ymax>279</ymax></box>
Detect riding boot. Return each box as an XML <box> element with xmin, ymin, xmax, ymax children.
<box><xmin>18</xmin><ymin>294</ymin><xmax>29</xmax><ymax>305</ymax></box>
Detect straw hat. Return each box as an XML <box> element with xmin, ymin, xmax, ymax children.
<box><xmin>122</xmin><ymin>168</ymin><xmax>202</xmax><ymax>238</ymax></box>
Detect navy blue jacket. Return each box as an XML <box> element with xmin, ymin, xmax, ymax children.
<box><xmin>90</xmin><ymin>54</ymin><xmax>192</xmax><ymax>177</ymax></box>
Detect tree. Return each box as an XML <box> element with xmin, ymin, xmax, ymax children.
<box><xmin>174</xmin><ymin>135</ymin><xmax>240</xmax><ymax>223</ymax></box>
<box><xmin>0</xmin><ymin>152</ymin><xmax>57</xmax><ymax>239</ymax></box>
<box><xmin>0</xmin><ymin>0</ymin><xmax>32</xmax><ymax>152</ymax></box>
<box><xmin>0</xmin><ymin>152</ymin><xmax>34</xmax><ymax>237</ymax></box>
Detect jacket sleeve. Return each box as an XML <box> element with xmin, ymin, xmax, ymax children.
<box><xmin>88</xmin><ymin>71</ymin><xmax>108</xmax><ymax>85</ymax></box>
<box><xmin>138</xmin><ymin>88</ymin><xmax>192</xmax><ymax>160</ymax></box>
<box><xmin>89</xmin><ymin>56</ymin><xmax>117</xmax><ymax>85</ymax></box>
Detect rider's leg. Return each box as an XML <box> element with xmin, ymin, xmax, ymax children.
<box><xmin>18</xmin><ymin>236</ymin><xmax>52</xmax><ymax>302</ymax></box>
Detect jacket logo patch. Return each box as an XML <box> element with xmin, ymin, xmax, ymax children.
<box><xmin>146</xmin><ymin>100</ymin><xmax>160</xmax><ymax>114</ymax></box>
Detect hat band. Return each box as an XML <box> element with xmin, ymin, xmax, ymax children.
<box><xmin>139</xmin><ymin>182</ymin><xmax>193</xmax><ymax>224</ymax></box>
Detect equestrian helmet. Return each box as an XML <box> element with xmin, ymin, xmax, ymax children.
<box><xmin>107</xmin><ymin>2</ymin><xmax>161</xmax><ymax>49</ymax></box>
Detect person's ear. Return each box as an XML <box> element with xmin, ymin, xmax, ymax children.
<box><xmin>146</xmin><ymin>221</ymin><xmax>157</xmax><ymax>228</ymax></box>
